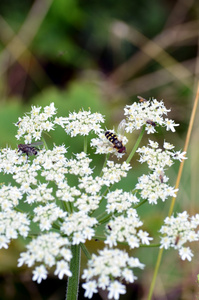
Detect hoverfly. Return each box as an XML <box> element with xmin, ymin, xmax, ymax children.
<box><xmin>105</xmin><ymin>131</ymin><xmax>126</xmax><ymax>153</ymax></box>
<box><xmin>146</xmin><ymin>120</ymin><xmax>156</xmax><ymax>127</ymax></box>
<box><xmin>137</xmin><ymin>95</ymin><xmax>147</xmax><ymax>103</ymax></box>
<box><xmin>105</xmin><ymin>120</ymin><xmax>126</xmax><ymax>154</ymax></box>
<box><xmin>18</xmin><ymin>142</ymin><xmax>43</xmax><ymax>160</ymax></box>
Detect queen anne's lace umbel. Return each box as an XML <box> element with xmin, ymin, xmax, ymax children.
<box><xmin>0</xmin><ymin>99</ymin><xmax>192</xmax><ymax>300</ymax></box>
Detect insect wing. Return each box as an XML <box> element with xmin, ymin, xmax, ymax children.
<box><xmin>137</xmin><ymin>95</ymin><xmax>147</xmax><ymax>103</ymax></box>
<box><xmin>29</xmin><ymin>142</ymin><xmax>43</xmax><ymax>147</ymax></box>
<box><xmin>117</xmin><ymin>119</ymin><xmax>126</xmax><ymax>136</ymax></box>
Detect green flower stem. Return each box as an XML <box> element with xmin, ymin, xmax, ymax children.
<box><xmin>84</xmin><ymin>135</ymin><xmax>87</xmax><ymax>153</ymax></box>
<box><xmin>140</xmin><ymin>243</ymin><xmax>160</xmax><ymax>248</ymax></box>
<box><xmin>133</xmin><ymin>199</ymin><xmax>147</xmax><ymax>209</ymax></box>
<box><xmin>147</xmin><ymin>248</ymin><xmax>164</xmax><ymax>300</ymax></box>
<box><xmin>97</xmin><ymin>213</ymin><xmax>112</xmax><ymax>225</ymax></box>
<box><xmin>96</xmin><ymin>211</ymin><xmax>107</xmax><ymax>222</ymax></box>
<box><xmin>81</xmin><ymin>243</ymin><xmax>91</xmax><ymax>260</ymax></box>
<box><xmin>126</xmin><ymin>126</ymin><xmax>145</xmax><ymax>164</ymax></box>
<box><xmin>66</xmin><ymin>245</ymin><xmax>81</xmax><ymax>300</ymax></box>
<box><xmin>99</xmin><ymin>153</ymin><xmax>110</xmax><ymax>177</ymax></box>
<box><xmin>41</xmin><ymin>136</ymin><xmax>48</xmax><ymax>150</ymax></box>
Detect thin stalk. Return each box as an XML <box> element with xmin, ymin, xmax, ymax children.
<box><xmin>99</xmin><ymin>153</ymin><xmax>110</xmax><ymax>177</ymax></box>
<box><xmin>97</xmin><ymin>213</ymin><xmax>112</xmax><ymax>225</ymax></box>
<box><xmin>81</xmin><ymin>243</ymin><xmax>92</xmax><ymax>260</ymax></box>
<box><xmin>66</xmin><ymin>245</ymin><xmax>81</xmax><ymax>300</ymax></box>
<box><xmin>96</xmin><ymin>211</ymin><xmax>108</xmax><ymax>223</ymax></box>
<box><xmin>147</xmin><ymin>248</ymin><xmax>164</xmax><ymax>300</ymax></box>
<box><xmin>133</xmin><ymin>199</ymin><xmax>147</xmax><ymax>209</ymax></box>
<box><xmin>41</xmin><ymin>136</ymin><xmax>48</xmax><ymax>150</ymax></box>
<box><xmin>126</xmin><ymin>126</ymin><xmax>145</xmax><ymax>164</ymax></box>
<box><xmin>84</xmin><ymin>135</ymin><xmax>87</xmax><ymax>153</ymax></box>
<box><xmin>168</xmin><ymin>82</ymin><xmax>199</xmax><ymax>216</ymax></box>
<box><xmin>147</xmin><ymin>82</ymin><xmax>199</xmax><ymax>300</ymax></box>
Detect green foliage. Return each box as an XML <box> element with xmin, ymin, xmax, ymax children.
<box><xmin>0</xmin><ymin>101</ymin><xmax>24</xmax><ymax>148</ymax></box>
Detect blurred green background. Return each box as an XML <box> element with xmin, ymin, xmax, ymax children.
<box><xmin>0</xmin><ymin>0</ymin><xmax>199</xmax><ymax>299</ymax></box>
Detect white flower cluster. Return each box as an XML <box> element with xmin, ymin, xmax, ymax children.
<box><xmin>82</xmin><ymin>248</ymin><xmax>145</xmax><ymax>300</ymax></box>
<box><xmin>136</xmin><ymin>173</ymin><xmax>177</xmax><ymax>204</ymax></box>
<box><xmin>105</xmin><ymin>209</ymin><xmax>153</xmax><ymax>248</ymax></box>
<box><xmin>33</xmin><ymin>203</ymin><xmax>67</xmax><ymax>231</ymax></box>
<box><xmin>137</xmin><ymin>140</ymin><xmax>186</xmax><ymax>170</ymax></box>
<box><xmin>124</xmin><ymin>98</ymin><xmax>179</xmax><ymax>134</ymax></box>
<box><xmin>102</xmin><ymin>161</ymin><xmax>131</xmax><ymax>185</ymax></box>
<box><xmin>13</xmin><ymin>163</ymin><xmax>41</xmax><ymax>186</ymax></box>
<box><xmin>135</xmin><ymin>140</ymin><xmax>186</xmax><ymax>204</ymax></box>
<box><xmin>18</xmin><ymin>233</ymin><xmax>72</xmax><ymax>283</ymax></box>
<box><xmin>159</xmin><ymin>211</ymin><xmax>199</xmax><ymax>261</ymax></box>
<box><xmin>0</xmin><ymin>185</ymin><xmax>22</xmax><ymax>210</ymax></box>
<box><xmin>61</xmin><ymin>211</ymin><xmax>98</xmax><ymax>244</ymax></box>
<box><xmin>106</xmin><ymin>189</ymin><xmax>139</xmax><ymax>213</ymax></box>
<box><xmin>25</xmin><ymin>183</ymin><xmax>54</xmax><ymax>204</ymax></box>
<box><xmin>0</xmin><ymin>148</ymin><xmax>19</xmax><ymax>174</ymax></box>
<box><xmin>56</xmin><ymin>182</ymin><xmax>81</xmax><ymax>203</ymax></box>
<box><xmin>74</xmin><ymin>193</ymin><xmax>101</xmax><ymax>212</ymax></box>
<box><xmin>15</xmin><ymin>103</ymin><xmax>56</xmax><ymax>143</ymax></box>
<box><xmin>78</xmin><ymin>175</ymin><xmax>103</xmax><ymax>195</ymax></box>
<box><xmin>54</xmin><ymin>109</ymin><xmax>105</xmax><ymax>136</ymax></box>
<box><xmin>66</xmin><ymin>152</ymin><xmax>93</xmax><ymax>177</ymax></box>
<box><xmin>0</xmin><ymin>210</ymin><xmax>30</xmax><ymax>249</ymax></box>
<box><xmin>35</xmin><ymin>146</ymin><xmax>68</xmax><ymax>184</ymax></box>
<box><xmin>0</xmin><ymin>143</ymin><xmax>134</xmax><ymax>285</ymax></box>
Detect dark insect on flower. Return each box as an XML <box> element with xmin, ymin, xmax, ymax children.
<box><xmin>137</xmin><ymin>95</ymin><xmax>147</xmax><ymax>103</ymax></box>
<box><xmin>105</xmin><ymin>131</ymin><xmax>126</xmax><ymax>153</ymax></box>
<box><xmin>159</xmin><ymin>174</ymin><xmax>164</xmax><ymax>183</ymax></box>
<box><xmin>18</xmin><ymin>142</ymin><xmax>43</xmax><ymax>159</ymax></box>
<box><xmin>107</xmin><ymin>224</ymin><xmax>112</xmax><ymax>231</ymax></box>
<box><xmin>146</xmin><ymin>120</ymin><xmax>156</xmax><ymax>127</ymax></box>
<box><xmin>175</xmin><ymin>235</ymin><xmax>180</xmax><ymax>246</ymax></box>
<box><xmin>158</xmin><ymin>171</ymin><xmax>164</xmax><ymax>183</ymax></box>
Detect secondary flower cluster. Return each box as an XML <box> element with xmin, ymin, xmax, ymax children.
<box><xmin>61</xmin><ymin>211</ymin><xmax>98</xmax><ymax>244</ymax></box>
<box><xmin>0</xmin><ymin>210</ymin><xmax>30</xmax><ymax>248</ymax></box>
<box><xmin>135</xmin><ymin>140</ymin><xmax>186</xmax><ymax>204</ymax></box>
<box><xmin>17</xmin><ymin>233</ymin><xmax>72</xmax><ymax>282</ymax></box>
<box><xmin>15</xmin><ymin>103</ymin><xmax>56</xmax><ymax>143</ymax></box>
<box><xmin>159</xmin><ymin>211</ymin><xmax>199</xmax><ymax>261</ymax></box>
<box><xmin>105</xmin><ymin>208</ymin><xmax>153</xmax><ymax>248</ymax></box>
<box><xmin>124</xmin><ymin>98</ymin><xmax>179</xmax><ymax>134</ymax></box>
<box><xmin>82</xmin><ymin>248</ymin><xmax>145</xmax><ymax>300</ymax></box>
<box><xmin>54</xmin><ymin>110</ymin><xmax>105</xmax><ymax>136</ymax></box>
<box><xmin>105</xmin><ymin>189</ymin><xmax>139</xmax><ymax>213</ymax></box>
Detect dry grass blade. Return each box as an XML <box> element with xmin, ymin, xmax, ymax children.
<box><xmin>0</xmin><ymin>0</ymin><xmax>54</xmax><ymax>78</ymax></box>
<box><xmin>108</xmin><ymin>20</ymin><xmax>199</xmax><ymax>88</ymax></box>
